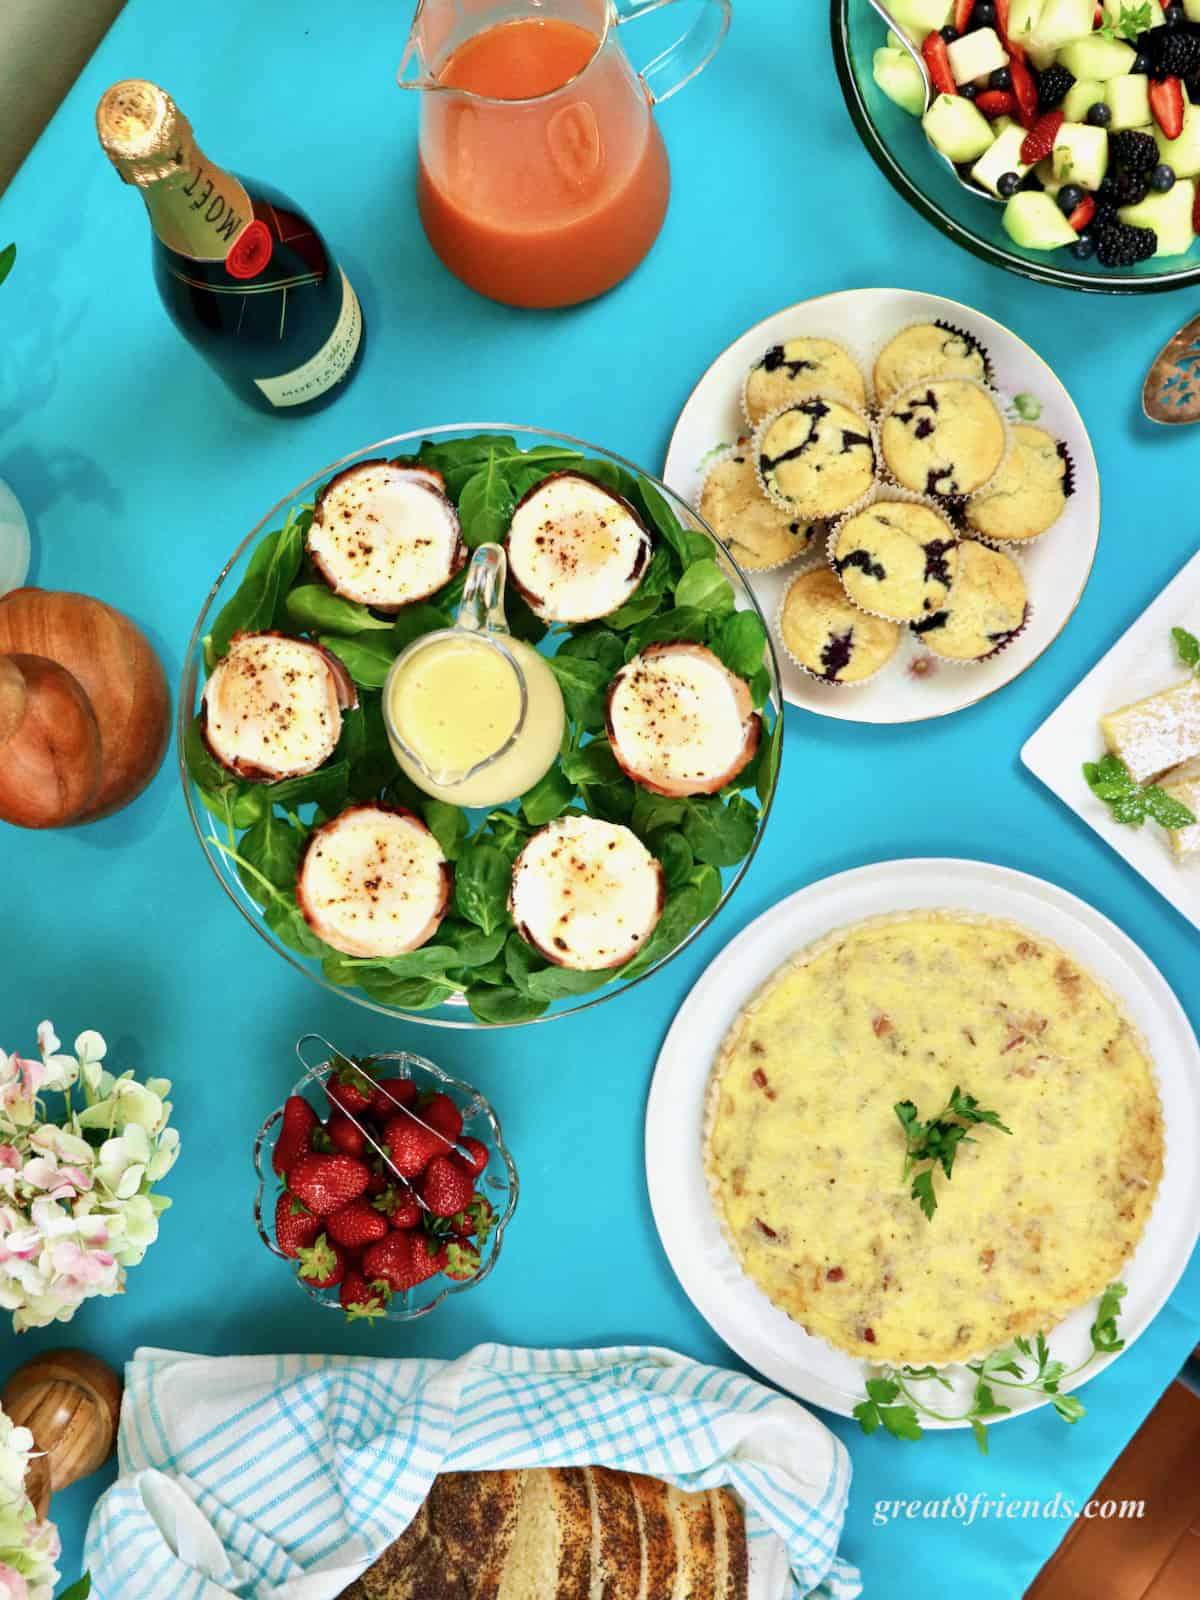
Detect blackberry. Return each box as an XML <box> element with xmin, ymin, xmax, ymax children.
<box><xmin>1111</xmin><ymin>168</ymin><xmax>1151</xmax><ymax>205</ymax></box>
<box><xmin>1095</xmin><ymin>220</ymin><xmax>1159</xmax><ymax>267</ymax></box>
<box><xmin>1037</xmin><ymin>64</ymin><xmax>1075</xmax><ymax>108</ymax></box>
<box><xmin>1110</xmin><ymin>130</ymin><xmax>1161</xmax><ymax>173</ymax></box>
<box><xmin>1142</xmin><ymin>22</ymin><xmax>1200</xmax><ymax>79</ymax></box>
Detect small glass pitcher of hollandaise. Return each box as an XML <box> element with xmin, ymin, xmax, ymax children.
<box><xmin>383</xmin><ymin>543</ymin><xmax>565</xmax><ymax>809</ymax></box>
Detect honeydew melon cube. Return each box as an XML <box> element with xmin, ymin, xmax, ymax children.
<box><xmin>1103</xmin><ymin>0</ymin><xmax>1165</xmax><ymax>23</ymax></box>
<box><xmin>1035</xmin><ymin>155</ymin><xmax>1064</xmax><ymax>194</ymax></box>
<box><xmin>1003</xmin><ymin>189</ymin><xmax>1079</xmax><ymax>248</ymax></box>
<box><xmin>1106</xmin><ymin>75</ymin><xmax>1152</xmax><ymax>130</ymax></box>
<box><xmin>972</xmin><ymin>123</ymin><xmax>1036</xmax><ymax>194</ymax></box>
<box><xmin>1154</xmin><ymin>101</ymin><xmax>1200</xmax><ymax>179</ymax></box>
<box><xmin>1029</xmin><ymin>0</ymin><xmax>1095</xmax><ymax>53</ymax></box>
<box><xmin>1119</xmin><ymin>179</ymin><xmax>1198</xmax><ymax>256</ymax></box>
<box><xmin>1025</xmin><ymin>42</ymin><xmax>1062</xmax><ymax>71</ymax></box>
<box><xmin>923</xmin><ymin>93</ymin><xmax>997</xmax><ymax>164</ymax></box>
<box><xmin>947</xmin><ymin>28</ymin><xmax>1010</xmax><ymax>85</ymax></box>
<box><xmin>1007</xmin><ymin>0</ymin><xmax>1047</xmax><ymax>45</ymax></box>
<box><xmin>1059</xmin><ymin>35</ymin><xmax>1137</xmax><ymax>79</ymax></box>
<box><xmin>1186</xmin><ymin>0</ymin><xmax>1200</xmax><ymax>19</ymax></box>
<box><xmin>887</xmin><ymin>0</ymin><xmax>954</xmax><ymax>43</ymax></box>
<box><xmin>874</xmin><ymin>47</ymin><xmax>927</xmax><ymax>116</ymax></box>
<box><xmin>1052</xmin><ymin>122</ymin><xmax>1110</xmax><ymax>190</ymax></box>
<box><xmin>1062</xmin><ymin>79</ymin><xmax>1104</xmax><ymax>122</ymax></box>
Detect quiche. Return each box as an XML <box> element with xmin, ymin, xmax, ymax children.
<box><xmin>704</xmin><ymin>913</ymin><xmax>1163</xmax><ymax>1367</ymax></box>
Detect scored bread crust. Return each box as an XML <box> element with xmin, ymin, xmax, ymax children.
<box><xmin>666</xmin><ymin>1486</ymin><xmax>716</xmax><ymax>1600</ymax></box>
<box><xmin>709</xmin><ymin>1489</ymin><xmax>748</xmax><ymax>1600</ymax></box>
<box><xmin>587</xmin><ymin>1466</ymin><xmax>642</xmax><ymax>1600</ymax></box>
<box><xmin>552</xmin><ymin>1468</ymin><xmax>597</xmax><ymax>1600</ymax></box>
<box><xmin>627</xmin><ymin>1474</ymin><xmax>679</xmax><ymax>1600</ymax></box>
<box><xmin>430</xmin><ymin>1471</ymin><xmax>522</xmax><ymax>1600</ymax></box>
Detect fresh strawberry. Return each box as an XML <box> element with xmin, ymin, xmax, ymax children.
<box><xmin>362</xmin><ymin>1233</ymin><xmax>423</xmax><ymax>1293</ymax></box>
<box><xmin>326</xmin><ymin>1058</ymin><xmax>374</xmax><ymax>1118</ymax></box>
<box><xmin>385</xmin><ymin>1115</ymin><xmax>450</xmax><ymax>1179</ymax></box>
<box><xmin>409</xmin><ymin>1234</ymin><xmax>447</xmax><ymax>1281</ymax></box>
<box><xmin>1019</xmin><ymin>110</ymin><xmax>1063</xmax><ymax>164</ymax></box>
<box><xmin>374</xmin><ymin>1186</ymin><xmax>422</xmax><ymax>1230</ymax></box>
<box><xmin>1009</xmin><ymin>53</ymin><xmax>1039</xmax><ymax>127</ymax></box>
<box><xmin>451</xmin><ymin>1194</ymin><xmax>496</xmax><ymax>1241</ymax></box>
<box><xmin>1150</xmin><ymin>77</ymin><xmax>1185</xmax><ymax>141</ymax></box>
<box><xmin>326</xmin><ymin>1198</ymin><xmax>390</xmax><ymax>1250</ymax></box>
<box><xmin>1067</xmin><ymin>194</ymin><xmax>1096</xmax><ymax>232</ymax></box>
<box><xmin>289</xmin><ymin>1152</ymin><xmax>371</xmax><ymax>1216</ymax></box>
<box><xmin>455</xmin><ymin>1137</ymin><xmax>488</xmax><ymax>1177</ymax></box>
<box><xmin>975</xmin><ymin>89</ymin><xmax>1016</xmax><ymax>117</ymax></box>
<box><xmin>420</xmin><ymin>1092</ymin><xmax>464</xmax><ymax>1143</ymax></box>
<box><xmin>954</xmin><ymin>0</ymin><xmax>976</xmax><ymax>31</ymax></box>
<box><xmin>922</xmin><ymin>31</ymin><xmax>958</xmax><ymax>98</ymax></box>
<box><xmin>273</xmin><ymin>1096</ymin><xmax>319</xmax><ymax>1178</ymax></box>
<box><xmin>365</xmin><ymin>1164</ymin><xmax>389</xmax><ymax>1197</ymax></box>
<box><xmin>420</xmin><ymin>1154</ymin><xmax>476</xmax><ymax>1219</ymax></box>
<box><xmin>1194</xmin><ymin>178</ymin><xmax>1200</xmax><ymax>234</ymax></box>
<box><xmin>443</xmin><ymin>1239</ymin><xmax>482</xmax><ymax>1282</ymax></box>
<box><xmin>340</xmin><ymin>1269</ymin><xmax>391</xmax><ymax>1323</ymax></box>
<box><xmin>275</xmin><ymin>1191</ymin><xmax>319</xmax><ymax>1258</ymax></box>
<box><xmin>995</xmin><ymin>0</ymin><xmax>1013</xmax><ymax>45</ymax></box>
<box><xmin>368</xmin><ymin>1078</ymin><xmax>417</xmax><ymax>1122</ymax></box>
<box><xmin>326</xmin><ymin>1111</ymin><xmax>367</xmax><ymax>1158</ymax></box>
<box><xmin>296</xmin><ymin>1233</ymin><xmax>345</xmax><ymax>1289</ymax></box>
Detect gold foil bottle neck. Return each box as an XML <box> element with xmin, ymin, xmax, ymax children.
<box><xmin>96</xmin><ymin>79</ymin><xmax>194</xmax><ymax>187</ymax></box>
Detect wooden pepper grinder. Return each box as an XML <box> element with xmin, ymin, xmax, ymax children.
<box><xmin>2</xmin><ymin>1349</ymin><xmax>122</xmax><ymax>1519</ymax></box>
<box><xmin>0</xmin><ymin>588</ymin><xmax>170</xmax><ymax>828</ymax></box>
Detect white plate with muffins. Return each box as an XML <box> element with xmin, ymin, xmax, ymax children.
<box><xmin>644</xmin><ymin>858</ymin><xmax>1200</xmax><ymax>1425</ymax></box>
<box><xmin>664</xmin><ymin>289</ymin><xmax>1100</xmax><ymax>724</ymax></box>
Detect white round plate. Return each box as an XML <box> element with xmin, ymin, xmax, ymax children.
<box><xmin>645</xmin><ymin>859</ymin><xmax>1200</xmax><ymax>1426</ymax></box>
<box><xmin>663</xmin><ymin>289</ymin><xmax>1100</xmax><ymax>724</ymax></box>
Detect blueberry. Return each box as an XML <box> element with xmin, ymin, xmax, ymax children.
<box><xmin>959</xmin><ymin>82</ymin><xmax>979</xmax><ymax>99</ymax></box>
<box><xmin>998</xmin><ymin>171</ymin><xmax>1023</xmax><ymax>197</ymax></box>
<box><xmin>1132</xmin><ymin>51</ymin><xmax>1151</xmax><ymax>74</ymax></box>
<box><xmin>1058</xmin><ymin>183</ymin><xmax>1086</xmax><ymax>214</ymax></box>
<box><xmin>1071</xmin><ymin>231</ymin><xmax>1098</xmax><ymax>260</ymax></box>
<box><xmin>989</xmin><ymin>65</ymin><xmax>1012</xmax><ymax>90</ymax></box>
<box><xmin>1165</xmin><ymin>2</ymin><xmax>1184</xmax><ymax>22</ymax></box>
<box><xmin>1151</xmin><ymin>163</ymin><xmax>1177</xmax><ymax>191</ymax></box>
<box><xmin>1087</xmin><ymin>101</ymin><xmax>1113</xmax><ymax>126</ymax></box>
<box><xmin>975</xmin><ymin>1</ymin><xmax>996</xmax><ymax>23</ymax></box>
<box><xmin>940</xmin><ymin>23</ymin><xmax>958</xmax><ymax>40</ymax></box>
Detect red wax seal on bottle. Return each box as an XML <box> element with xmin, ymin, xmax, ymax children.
<box><xmin>225</xmin><ymin>219</ymin><xmax>273</xmax><ymax>280</ymax></box>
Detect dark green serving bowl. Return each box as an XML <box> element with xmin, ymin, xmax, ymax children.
<box><xmin>833</xmin><ymin>0</ymin><xmax>1200</xmax><ymax>293</ymax></box>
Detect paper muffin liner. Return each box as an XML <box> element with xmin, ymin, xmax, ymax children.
<box><xmin>741</xmin><ymin>337</ymin><xmax>870</xmax><ymax>430</ymax></box>
<box><xmin>908</xmin><ymin>541</ymin><xmax>1033</xmax><ymax>669</ymax></box>
<box><xmin>870</xmin><ymin>316</ymin><xmax>998</xmax><ymax>412</ymax></box>
<box><xmin>962</xmin><ymin>435</ymin><xmax>1077</xmax><ymax>549</ymax></box>
<box><xmin>774</xmin><ymin>563</ymin><xmax>902</xmax><ymax>689</ymax></box>
<box><xmin>695</xmin><ymin>441</ymin><xmax>826</xmax><ymax>574</ymax></box>
<box><xmin>826</xmin><ymin>488</ymin><xmax>963</xmax><ymax>627</ymax></box>
<box><xmin>753</xmin><ymin>394</ymin><xmax>881</xmax><ymax>525</ymax></box>
<box><xmin>877</xmin><ymin>375</ymin><xmax>1014</xmax><ymax>507</ymax></box>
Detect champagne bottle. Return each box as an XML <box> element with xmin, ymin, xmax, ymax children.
<box><xmin>96</xmin><ymin>80</ymin><xmax>364</xmax><ymax>415</ymax></box>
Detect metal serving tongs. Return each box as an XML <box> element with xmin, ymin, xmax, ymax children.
<box><xmin>295</xmin><ymin>1033</ymin><xmax>476</xmax><ymax>1216</ymax></box>
<box><xmin>865</xmin><ymin>0</ymin><xmax>1002</xmax><ymax>205</ymax></box>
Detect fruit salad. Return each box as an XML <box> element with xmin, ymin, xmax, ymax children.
<box><xmin>873</xmin><ymin>1</ymin><xmax>1200</xmax><ymax>267</ymax></box>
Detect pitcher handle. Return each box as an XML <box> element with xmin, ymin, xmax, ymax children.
<box><xmin>456</xmin><ymin>542</ymin><xmax>511</xmax><ymax>635</ymax></box>
<box><xmin>613</xmin><ymin>0</ymin><xmax>731</xmax><ymax>105</ymax></box>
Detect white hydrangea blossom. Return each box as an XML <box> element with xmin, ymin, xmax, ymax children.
<box><xmin>0</xmin><ymin>1405</ymin><xmax>62</xmax><ymax>1599</ymax></box>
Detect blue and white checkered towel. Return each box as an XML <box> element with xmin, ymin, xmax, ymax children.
<box><xmin>85</xmin><ymin>1343</ymin><xmax>860</xmax><ymax>1600</ymax></box>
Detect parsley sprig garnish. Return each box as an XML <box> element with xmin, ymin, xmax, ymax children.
<box><xmin>1098</xmin><ymin>2</ymin><xmax>1153</xmax><ymax>42</ymax></box>
<box><xmin>894</xmin><ymin>1088</ymin><xmax>1012</xmax><ymax>1221</ymax></box>
<box><xmin>1083</xmin><ymin>754</ymin><xmax>1196</xmax><ymax>829</ymax></box>
<box><xmin>854</xmin><ymin>1284</ymin><xmax>1127</xmax><ymax>1454</ymax></box>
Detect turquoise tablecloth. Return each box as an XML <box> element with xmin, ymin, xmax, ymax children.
<box><xmin>1</xmin><ymin>2</ymin><xmax>1197</xmax><ymax>1595</ymax></box>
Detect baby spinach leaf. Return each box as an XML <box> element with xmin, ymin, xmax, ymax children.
<box><xmin>356</xmin><ymin>970</ymin><xmax>462</xmax><ymax>1010</ymax></box>
<box><xmin>635</xmin><ymin>542</ymin><xmax>674</xmax><ymax>599</ymax></box>
<box><xmin>556</xmin><ymin>628</ymin><xmax>626</xmax><ymax>676</ymax></box>
<box><xmin>459</xmin><ymin>454</ymin><xmax>516</xmax><ymax>547</ymax></box>
<box><xmin>605</xmin><ymin>588</ymin><xmax>666</xmax><ymax>633</ymax></box>
<box><xmin>418</xmin><ymin>433</ymin><xmax>518</xmax><ymax>498</ymax></box>
<box><xmin>392</xmin><ymin>602</ymin><xmax>455</xmax><ymax>652</ymax></box>
<box><xmin>338</xmin><ymin>697</ymin><xmax>397</xmax><ymax>802</ymax></box>
<box><xmin>631</xmin><ymin>788</ymin><xmax>688</xmax><ymax>835</ymax></box>
<box><xmin>503</xmin><ymin>932</ymin><xmax>612</xmax><ymax>1001</ymax></box>
<box><xmin>481</xmin><ymin>808</ymin><xmax>533</xmax><ymax>863</ymax></box>
<box><xmin>674</xmin><ymin>558</ymin><xmax>736</xmax><ymax>617</ymax></box>
<box><xmin>507</xmin><ymin>592</ymin><xmax>549</xmax><ymax>645</ymax></box>
<box><xmin>184</xmin><ymin>717</ymin><xmax>266</xmax><ymax>833</ymax></box>
<box><xmin>210</xmin><ymin>512</ymin><xmax>307</xmax><ymax>658</ymax></box>
<box><xmin>520</xmin><ymin>766</ymin><xmax>577</xmax><ymax>826</ymax></box>
<box><xmin>653</xmin><ymin>831</ymin><xmax>694</xmax><ymax>890</ymax></box>
<box><xmin>267</xmin><ymin>760</ymin><xmax>351</xmax><ymax>815</ymax></box>
<box><xmin>756</xmin><ymin>714</ymin><xmax>782</xmax><ymax>806</ymax></box>
<box><xmin>560</xmin><ymin>739</ymin><xmax>623</xmax><ymax>788</ymax></box>
<box><xmin>576</xmin><ymin>457</ymin><xmax>641</xmax><ymax>502</ymax></box>
<box><xmin>619</xmin><ymin>883</ymin><xmax>703</xmax><ymax>981</ymax></box>
<box><xmin>634</xmin><ymin>480</ymin><xmax>710</xmax><ymax>569</ymax></box>
<box><xmin>324</xmin><ymin>945</ymin><xmax>462</xmax><ymax>985</ymax></box>
<box><xmin>236</xmin><ymin>809</ymin><xmax>305</xmax><ymax>904</ymax></box>
<box><xmin>454</xmin><ymin>842</ymin><xmax>512</xmax><ymax>935</ymax></box>
<box><xmin>681</xmin><ymin>794</ymin><xmax>758</xmax><ymax>867</ymax></box>
<box><xmin>283</xmin><ymin>585</ymin><xmax>393</xmax><ymax>636</ymax></box>
<box><xmin>547</xmin><ymin>654</ymin><xmax>611</xmax><ymax>731</ymax></box>
<box><xmin>749</xmin><ymin>665</ymin><xmax>772</xmax><ymax>709</ymax></box>
<box><xmin>627</xmin><ymin>607</ymin><xmax>710</xmax><ymax>657</ymax></box>
<box><xmin>465</xmin><ymin>984</ymin><xmax>549</xmax><ymax>1024</ymax></box>
<box><xmin>689</xmin><ymin>862</ymin><xmax>723</xmax><ymax>920</ymax></box>
<box><xmin>319</xmin><ymin>634</ymin><xmax>397</xmax><ymax>690</ymax></box>
<box><xmin>711</xmin><ymin>610</ymin><xmax>769</xmax><ymax>680</ymax></box>
<box><xmin>436</xmin><ymin>918</ymin><xmax>508</xmax><ymax>967</ymax></box>
<box><xmin>421</xmin><ymin>799</ymin><xmax>469</xmax><ymax>860</ymax></box>
<box><xmin>582</xmin><ymin>783</ymin><xmax>634</xmax><ymax>824</ymax></box>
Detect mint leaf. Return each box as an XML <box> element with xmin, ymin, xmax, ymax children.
<box><xmin>1173</xmin><ymin>625</ymin><xmax>1200</xmax><ymax>672</ymax></box>
<box><xmin>1084</xmin><ymin>755</ymin><xmax>1191</xmax><ymax>830</ymax></box>
<box><xmin>1144</xmin><ymin>785</ymin><xmax>1197</xmax><ymax>830</ymax></box>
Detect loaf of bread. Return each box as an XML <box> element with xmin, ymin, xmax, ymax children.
<box><xmin>339</xmin><ymin>1467</ymin><xmax>748</xmax><ymax>1600</ymax></box>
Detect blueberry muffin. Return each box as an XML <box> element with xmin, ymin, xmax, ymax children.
<box><xmin>881</xmin><ymin>380</ymin><xmax>1007</xmax><ymax>500</ymax></box>
<box><xmin>744</xmin><ymin>338</ymin><xmax>867</xmax><ymax>425</ymax></box>
<box><xmin>757</xmin><ymin>397</ymin><xmax>876</xmax><ymax>522</ymax></box>
<box><xmin>832</xmin><ymin>501</ymin><xmax>959</xmax><ymax>623</ymax></box>
<box><xmin>699</xmin><ymin>447</ymin><xmax>818</xmax><ymax>570</ymax></box>
<box><xmin>779</xmin><ymin>567</ymin><xmax>901</xmax><ymax>684</ymax></box>
<box><xmin>911</xmin><ymin>540</ymin><xmax>1027</xmax><ymax>662</ymax></box>
<box><xmin>965</xmin><ymin>425</ymin><xmax>1071</xmax><ymax>543</ymax></box>
<box><xmin>873</xmin><ymin>322</ymin><xmax>991</xmax><ymax>410</ymax></box>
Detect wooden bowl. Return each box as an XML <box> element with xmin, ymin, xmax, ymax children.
<box><xmin>2</xmin><ymin>1349</ymin><xmax>122</xmax><ymax>1519</ymax></box>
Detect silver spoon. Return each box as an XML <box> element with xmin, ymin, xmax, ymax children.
<box><xmin>865</xmin><ymin>0</ymin><xmax>1002</xmax><ymax>206</ymax></box>
<box><xmin>1143</xmin><ymin>314</ymin><xmax>1200</xmax><ymax>425</ymax></box>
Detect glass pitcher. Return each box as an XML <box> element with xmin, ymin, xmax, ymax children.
<box><xmin>383</xmin><ymin>542</ymin><xmax>565</xmax><ymax>809</ymax></box>
<box><xmin>399</xmin><ymin>0</ymin><xmax>731</xmax><ymax>308</ymax></box>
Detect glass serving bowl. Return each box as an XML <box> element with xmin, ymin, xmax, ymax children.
<box><xmin>253</xmin><ymin>1044</ymin><xmax>518</xmax><ymax>1322</ymax></box>
<box><xmin>833</xmin><ymin>0</ymin><xmax>1200</xmax><ymax>294</ymax></box>
<box><xmin>179</xmin><ymin>424</ymin><xmax>784</xmax><ymax>1029</ymax></box>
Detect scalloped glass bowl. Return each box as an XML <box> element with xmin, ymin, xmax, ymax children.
<box><xmin>179</xmin><ymin>424</ymin><xmax>784</xmax><ymax>1029</ymax></box>
<box><xmin>253</xmin><ymin>1048</ymin><xmax>518</xmax><ymax>1322</ymax></box>
<box><xmin>833</xmin><ymin>0</ymin><xmax>1200</xmax><ymax>293</ymax></box>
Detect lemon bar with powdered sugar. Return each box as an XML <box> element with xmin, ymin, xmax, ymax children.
<box><xmin>1100</xmin><ymin>676</ymin><xmax>1200</xmax><ymax>785</ymax></box>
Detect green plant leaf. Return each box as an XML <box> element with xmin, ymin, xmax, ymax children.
<box><xmin>853</xmin><ymin>1399</ymin><xmax>881</xmax><ymax>1436</ymax></box>
<box><xmin>1144</xmin><ymin>785</ymin><xmax>1197</xmax><ymax>830</ymax></box>
<box><xmin>235</xmin><ymin>809</ymin><xmax>306</xmax><ymax>904</ymax></box>
<box><xmin>653</xmin><ymin>831</ymin><xmax>694</xmax><ymax>889</ymax></box>
<box><xmin>1091</xmin><ymin>1282</ymin><xmax>1128</xmax><ymax>1354</ymax></box>
<box><xmin>969</xmin><ymin>1417</ymin><xmax>990</xmax><ymax>1455</ymax></box>
<box><xmin>209</xmin><ymin>512</ymin><xmax>307</xmax><ymax>658</ymax></box>
<box><xmin>556</xmin><ymin>627</ymin><xmax>626</xmax><ymax>675</ymax></box>
<box><xmin>0</xmin><ymin>243</ymin><xmax>15</xmax><ymax>288</ymax></box>
<box><xmin>481</xmin><ymin>808</ymin><xmax>533</xmax><ymax>863</ymax></box>
<box><xmin>454</xmin><ymin>842</ymin><xmax>512</xmax><ymax>936</ymax></box>
<box><xmin>631</xmin><ymin>788</ymin><xmax>688</xmax><ymax>836</ymax></box>
<box><xmin>319</xmin><ymin>633</ymin><xmax>397</xmax><ymax>689</ymax></box>
<box><xmin>435</xmin><ymin>918</ymin><xmax>508</xmax><ymax>967</ymax></box>
<box><xmin>674</xmin><ymin>558</ymin><xmax>736</xmax><ymax>616</ymax></box>
<box><xmin>619</xmin><ymin>883</ymin><xmax>703</xmax><ymax>981</ymax></box>
<box><xmin>520</xmin><ymin>766</ymin><xmax>577</xmax><ymax>826</ymax></box>
<box><xmin>323</xmin><ymin>946</ymin><xmax>461</xmax><ymax>985</ymax></box>
<box><xmin>283</xmin><ymin>585</ymin><xmax>393</xmax><ymax>636</ymax></box>
<box><xmin>338</xmin><ymin>697</ymin><xmax>398</xmax><ymax>802</ymax></box>
<box><xmin>560</xmin><ymin>739</ymin><xmax>624</xmax><ymax>788</ymax></box>
<box><xmin>547</xmin><ymin>654</ymin><xmax>612</xmax><ymax>732</ymax></box>
<box><xmin>57</xmin><ymin>1577</ymin><xmax>91</xmax><ymax>1600</ymax></box>
<box><xmin>420</xmin><ymin>799</ymin><xmax>468</xmax><ymax>860</ymax></box>
<box><xmin>755</xmin><ymin>715</ymin><xmax>782</xmax><ymax>806</ymax></box>
<box><xmin>1173</xmin><ymin>625</ymin><xmax>1200</xmax><ymax>672</ymax></box>
<box><xmin>688</xmin><ymin>863</ymin><xmax>722</xmax><ymax>920</ymax></box>
<box><xmin>711</xmin><ymin>609</ymin><xmax>769</xmax><ymax>679</ymax></box>
<box><xmin>465</xmin><ymin>983</ymin><xmax>549</xmax><ymax>1023</ymax></box>
<box><xmin>504</xmin><ymin>931</ymin><xmax>612</xmax><ymax>1001</ymax></box>
<box><xmin>634</xmin><ymin>480</ymin><xmax>711</xmax><ymax>569</ymax></box>
<box><xmin>681</xmin><ymin>794</ymin><xmax>758</xmax><ymax>867</ymax></box>
<box><xmin>627</xmin><ymin>606</ymin><xmax>711</xmax><ymax>656</ymax></box>
<box><xmin>605</xmin><ymin>588</ymin><xmax>666</xmax><ymax>633</ymax></box>
<box><xmin>266</xmin><ymin>760</ymin><xmax>351</xmax><ymax>815</ymax></box>
<box><xmin>459</xmin><ymin>454</ymin><xmax>516</xmax><ymax>547</ymax></box>
<box><xmin>879</xmin><ymin>1405</ymin><xmax>924</xmax><ymax>1441</ymax></box>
